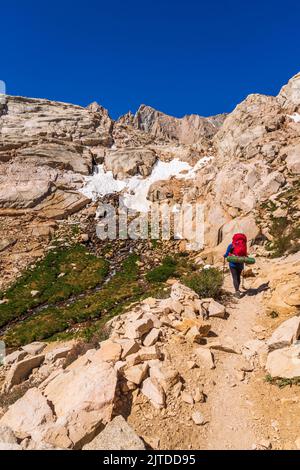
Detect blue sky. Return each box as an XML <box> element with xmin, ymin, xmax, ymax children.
<box><xmin>1</xmin><ymin>0</ymin><xmax>300</xmax><ymax>119</ymax></box>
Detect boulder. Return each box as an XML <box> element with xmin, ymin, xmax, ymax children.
<box><xmin>0</xmin><ymin>425</ymin><xmax>18</xmax><ymax>444</ymax></box>
<box><xmin>285</xmin><ymin>143</ymin><xmax>300</xmax><ymax>175</ymax></box>
<box><xmin>4</xmin><ymin>354</ymin><xmax>45</xmax><ymax>390</ymax></box>
<box><xmin>104</xmin><ymin>147</ymin><xmax>157</xmax><ymax>179</ymax></box>
<box><xmin>141</xmin><ymin>377</ymin><xmax>166</xmax><ymax>409</ymax></box>
<box><xmin>267</xmin><ymin>316</ymin><xmax>300</xmax><ymax>352</ymax></box>
<box><xmin>182</xmin><ymin>307</ymin><xmax>197</xmax><ymax>319</ymax></box>
<box><xmin>181</xmin><ymin>391</ymin><xmax>194</xmax><ymax>405</ymax></box>
<box><xmin>242</xmin><ymin>340</ymin><xmax>268</xmax><ymax>362</ymax></box>
<box><xmin>0</xmin><ymin>388</ymin><xmax>54</xmax><ymax>440</ymax></box>
<box><xmin>45</xmin><ymin>345</ymin><xmax>74</xmax><ymax>363</ymax></box>
<box><xmin>124</xmin><ymin>318</ymin><xmax>154</xmax><ymax>339</ymax></box>
<box><xmin>93</xmin><ymin>340</ymin><xmax>122</xmax><ymax>363</ymax></box>
<box><xmin>208</xmin><ymin>299</ymin><xmax>226</xmax><ymax>318</ymax></box>
<box><xmin>175</xmin><ymin>318</ymin><xmax>211</xmax><ymax>337</ymax></box>
<box><xmin>124</xmin><ymin>363</ymin><xmax>149</xmax><ymax>385</ymax></box>
<box><xmin>143</xmin><ymin>328</ymin><xmax>161</xmax><ymax>347</ymax></box>
<box><xmin>126</xmin><ymin>345</ymin><xmax>162</xmax><ymax>366</ymax></box>
<box><xmin>194</xmin><ymin>347</ymin><xmax>215</xmax><ymax>369</ymax></box>
<box><xmin>83</xmin><ymin>415</ymin><xmax>145</xmax><ymax>450</ymax></box>
<box><xmin>266</xmin><ymin>344</ymin><xmax>300</xmax><ymax>379</ymax></box>
<box><xmin>120</xmin><ymin>340</ymin><xmax>140</xmax><ymax>359</ymax></box>
<box><xmin>170</xmin><ymin>300</ymin><xmax>184</xmax><ymax>314</ymax></box>
<box><xmin>185</xmin><ymin>326</ymin><xmax>204</xmax><ymax>343</ymax></box>
<box><xmin>192</xmin><ymin>411</ymin><xmax>205</xmax><ymax>425</ymax></box>
<box><xmin>4</xmin><ymin>350</ymin><xmax>27</xmax><ymax>366</ymax></box>
<box><xmin>171</xmin><ymin>282</ymin><xmax>198</xmax><ymax>302</ymax></box>
<box><xmin>43</xmin><ymin>360</ymin><xmax>117</xmax><ymax>448</ymax></box>
<box><xmin>22</xmin><ymin>342</ymin><xmax>46</xmax><ymax>356</ymax></box>
<box><xmin>0</xmin><ymin>442</ymin><xmax>22</xmax><ymax>450</ymax></box>
<box><xmin>149</xmin><ymin>363</ymin><xmax>180</xmax><ymax>392</ymax></box>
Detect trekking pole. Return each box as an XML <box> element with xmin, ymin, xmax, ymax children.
<box><xmin>222</xmin><ymin>257</ymin><xmax>225</xmax><ymax>283</ymax></box>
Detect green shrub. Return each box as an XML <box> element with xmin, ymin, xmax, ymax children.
<box><xmin>146</xmin><ymin>256</ymin><xmax>177</xmax><ymax>283</ymax></box>
<box><xmin>265</xmin><ymin>374</ymin><xmax>300</xmax><ymax>388</ymax></box>
<box><xmin>182</xmin><ymin>267</ymin><xmax>223</xmax><ymax>299</ymax></box>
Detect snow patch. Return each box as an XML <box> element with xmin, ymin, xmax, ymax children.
<box><xmin>80</xmin><ymin>156</ymin><xmax>213</xmax><ymax>212</ymax></box>
<box><xmin>288</xmin><ymin>112</ymin><xmax>300</xmax><ymax>123</ymax></box>
<box><xmin>80</xmin><ymin>165</ymin><xmax>126</xmax><ymax>199</ymax></box>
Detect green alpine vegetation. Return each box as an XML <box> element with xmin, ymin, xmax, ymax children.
<box><xmin>0</xmin><ymin>244</ymin><xmax>109</xmax><ymax>328</ymax></box>
<box><xmin>0</xmin><ymin>245</ymin><xmax>223</xmax><ymax>347</ymax></box>
<box><xmin>183</xmin><ymin>267</ymin><xmax>223</xmax><ymax>299</ymax></box>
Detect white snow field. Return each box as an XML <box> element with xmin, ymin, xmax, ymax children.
<box><xmin>80</xmin><ymin>156</ymin><xmax>212</xmax><ymax>212</ymax></box>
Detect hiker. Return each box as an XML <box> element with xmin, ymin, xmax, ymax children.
<box><xmin>224</xmin><ymin>233</ymin><xmax>247</xmax><ymax>298</ymax></box>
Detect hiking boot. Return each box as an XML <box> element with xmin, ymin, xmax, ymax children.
<box><xmin>235</xmin><ymin>290</ymin><xmax>241</xmax><ymax>299</ymax></box>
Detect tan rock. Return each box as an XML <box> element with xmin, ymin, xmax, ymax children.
<box><xmin>194</xmin><ymin>347</ymin><xmax>215</xmax><ymax>369</ymax></box>
<box><xmin>192</xmin><ymin>411</ymin><xmax>205</xmax><ymax>425</ymax></box>
<box><xmin>266</xmin><ymin>344</ymin><xmax>300</xmax><ymax>379</ymax></box>
<box><xmin>45</xmin><ymin>345</ymin><xmax>73</xmax><ymax>362</ymax></box>
<box><xmin>0</xmin><ymin>388</ymin><xmax>54</xmax><ymax>440</ymax></box>
<box><xmin>43</xmin><ymin>360</ymin><xmax>117</xmax><ymax>447</ymax></box>
<box><xmin>124</xmin><ymin>363</ymin><xmax>149</xmax><ymax>385</ymax></box>
<box><xmin>267</xmin><ymin>316</ymin><xmax>300</xmax><ymax>352</ymax></box>
<box><xmin>124</xmin><ymin>318</ymin><xmax>154</xmax><ymax>339</ymax></box>
<box><xmin>208</xmin><ymin>299</ymin><xmax>226</xmax><ymax>318</ymax></box>
<box><xmin>143</xmin><ymin>328</ymin><xmax>161</xmax><ymax>347</ymax></box>
<box><xmin>4</xmin><ymin>354</ymin><xmax>45</xmax><ymax>390</ymax></box>
<box><xmin>126</xmin><ymin>345</ymin><xmax>162</xmax><ymax>366</ymax></box>
<box><xmin>4</xmin><ymin>350</ymin><xmax>27</xmax><ymax>365</ymax></box>
<box><xmin>66</xmin><ymin>348</ymin><xmax>96</xmax><ymax>370</ymax></box>
<box><xmin>94</xmin><ymin>340</ymin><xmax>122</xmax><ymax>362</ymax></box>
<box><xmin>41</xmin><ymin>419</ymin><xmax>73</xmax><ymax>449</ymax></box>
<box><xmin>149</xmin><ymin>363</ymin><xmax>180</xmax><ymax>392</ymax></box>
<box><xmin>181</xmin><ymin>391</ymin><xmax>194</xmax><ymax>405</ymax></box>
<box><xmin>120</xmin><ymin>340</ymin><xmax>140</xmax><ymax>359</ymax></box>
<box><xmin>114</xmin><ymin>360</ymin><xmax>127</xmax><ymax>373</ymax></box>
<box><xmin>0</xmin><ymin>425</ymin><xmax>18</xmax><ymax>444</ymax></box>
<box><xmin>0</xmin><ymin>443</ymin><xmax>22</xmax><ymax>450</ymax></box>
<box><xmin>175</xmin><ymin>318</ymin><xmax>211</xmax><ymax>337</ymax></box>
<box><xmin>182</xmin><ymin>306</ymin><xmax>197</xmax><ymax>319</ymax></box>
<box><xmin>142</xmin><ymin>297</ymin><xmax>157</xmax><ymax>307</ymax></box>
<box><xmin>170</xmin><ymin>300</ymin><xmax>184</xmax><ymax>314</ymax></box>
<box><xmin>193</xmin><ymin>388</ymin><xmax>206</xmax><ymax>403</ymax></box>
<box><xmin>185</xmin><ymin>326</ymin><xmax>204</xmax><ymax>343</ymax></box>
<box><xmin>141</xmin><ymin>377</ymin><xmax>165</xmax><ymax>409</ymax></box>
<box><xmin>171</xmin><ymin>282</ymin><xmax>198</xmax><ymax>302</ymax></box>
<box><xmin>83</xmin><ymin>415</ymin><xmax>145</xmax><ymax>450</ymax></box>
<box><xmin>22</xmin><ymin>342</ymin><xmax>46</xmax><ymax>355</ymax></box>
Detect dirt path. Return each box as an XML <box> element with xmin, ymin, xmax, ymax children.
<box><xmin>204</xmin><ymin>273</ymin><xmax>266</xmax><ymax>450</ymax></box>
<box><xmin>127</xmin><ymin>262</ymin><xmax>299</xmax><ymax>450</ymax></box>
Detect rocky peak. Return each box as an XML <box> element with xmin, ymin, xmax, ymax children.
<box><xmin>277</xmin><ymin>71</ymin><xmax>300</xmax><ymax>112</ymax></box>
<box><xmin>132</xmin><ymin>104</ymin><xmax>227</xmax><ymax>144</ymax></box>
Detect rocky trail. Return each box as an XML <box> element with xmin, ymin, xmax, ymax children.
<box><xmin>204</xmin><ymin>275</ymin><xmax>265</xmax><ymax>450</ymax></box>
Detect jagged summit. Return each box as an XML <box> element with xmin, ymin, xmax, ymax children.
<box><xmin>117</xmin><ymin>103</ymin><xmax>227</xmax><ymax>144</ymax></box>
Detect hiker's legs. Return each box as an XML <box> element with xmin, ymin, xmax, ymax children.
<box><xmin>230</xmin><ymin>266</ymin><xmax>240</xmax><ymax>292</ymax></box>
<box><xmin>237</xmin><ymin>268</ymin><xmax>242</xmax><ymax>289</ymax></box>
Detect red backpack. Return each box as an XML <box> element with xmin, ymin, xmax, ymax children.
<box><xmin>231</xmin><ymin>233</ymin><xmax>247</xmax><ymax>257</ymax></box>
